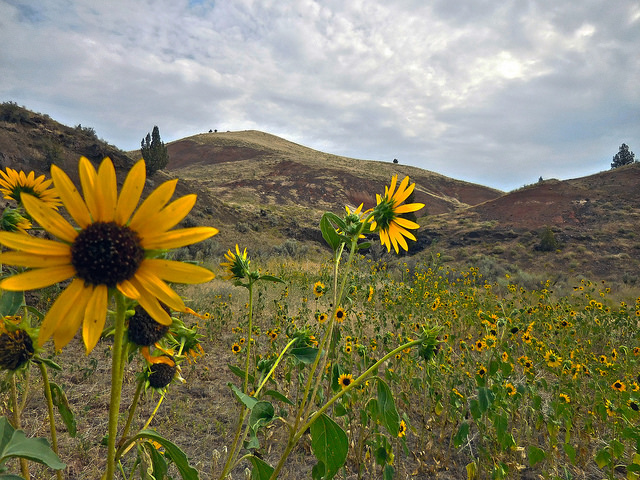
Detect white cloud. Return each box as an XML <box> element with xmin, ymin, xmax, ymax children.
<box><xmin>1</xmin><ymin>0</ymin><xmax>638</xmax><ymax>191</ymax></box>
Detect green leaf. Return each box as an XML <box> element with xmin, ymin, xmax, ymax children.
<box><xmin>249</xmin><ymin>401</ymin><xmax>275</xmax><ymax>431</ymax></box>
<box><xmin>357</xmin><ymin>242</ymin><xmax>371</xmax><ymax>251</ymax></box>
<box><xmin>49</xmin><ymin>382</ymin><xmax>76</xmax><ymax>437</ymax></box>
<box><xmin>478</xmin><ymin>387</ymin><xmax>494</xmax><ymax>413</ymax></box>
<box><xmin>610</xmin><ymin>439</ymin><xmax>625</xmax><ymax>459</ymax></box>
<box><xmin>228</xmin><ymin>383</ymin><xmax>258</xmax><ymax>410</ymax></box>
<box><xmin>0</xmin><ymin>474</ymin><xmax>27</xmax><ymax>479</ymax></box>
<box><xmin>247</xmin><ymin>455</ymin><xmax>274</xmax><ymax>480</ymax></box>
<box><xmin>258</xmin><ymin>274</ymin><xmax>285</xmax><ymax>284</ymax></box>
<box><xmin>454</xmin><ymin>422</ymin><xmax>470</xmax><ymax>448</ymax></box>
<box><xmin>383</xmin><ymin>464</ymin><xmax>395</xmax><ymax>480</ymax></box>
<box><xmin>133</xmin><ymin>430</ymin><xmax>199</xmax><ymax>480</ymax></box>
<box><xmin>333</xmin><ymin>402</ymin><xmax>348</xmax><ymax>417</ymax></box>
<box><xmin>527</xmin><ymin>445</ymin><xmax>546</xmax><ymax>467</ymax></box>
<box><xmin>469</xmin><ymin>400</ymin><xmax>481</xmax><ymax>420</ymax></box>
<box><xmin>310</xmin><ymin>413</ymin><xmax>348</xmax><ymax>480</ymax></box>
<box><xmin>320</xmin><ymin>213</ymin><xmax>346</xmax><ymax>251</ymax></box>
<box><xmin>0</xmin><ymin>417</ymin><xmax>65</xmax><ymax>471</ymax></box>
<box><xmin>290</xmin><ymin>347</ymin><xmax>318</xmax><ymax>365</ymax></box>
<box><xmin>262</xmin><ymin>390</ymin><xmax>294</xmax><ymax>405</ymax></box>
<box><xmin>311</xmin><ymin>461</ymin><xmax>326</xmax><ymax>480</ymax></box>
<box><xmin>595</xmin><ymin>448</ymin><xmax>611</xmax><ymax>469</ymax></box>
<box><xmin>377</xmin><ymin>379</ymin><xmax>400</xmax><ymax>437</ymax></box>
<box><xmin>0</xmin><ymin>291</ymin><xmax>23</xmax><ymax>317</ymax></box>
<box><xmin>563</xmin><ymin>443</ymin><xmax>576</xmax><ymax>464</ymax></box>
<box><xmin>228</xmin><ymin>364</ymin><xmax>255</xmax><ymax>385</ymax></box>
<box><xmin>140</xmin><ymin>440</ymin><xmax>168</xmax><ymax>480</ymax></box>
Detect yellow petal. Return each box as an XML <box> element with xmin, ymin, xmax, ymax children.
<box><xmin>379</xmin><ymin>228</ymin><xmax>391</xmax><ymax>252</ymax></box>
<box><xmin>79</xmin><ymin>157</ymin><xmax>99</xmax><ymax>220</ymax></box>
<box><xmin>0</xmin><ymin>232</ymin><xmax>71</xmax><ymax>256</ymax></box>
<box><xmin>129</xmin><ymin>278</ymin><xmax>173</xmax><ymax>325</ymax></box>
<box><xmin>391</xmin><ymin>222</ymin><xmax>417</xmax><ymax>241</ymax></box>
<box><xmin>38</xmin><ymin>279</ymin><xmax>85</xmax><ymax>346</ymax></box>
<box><xmin>0</xmin><ymin>265</ymin><xmax>76</xmax><ymax>290</ymax></box>
<box><xmin>128</xmin><ymin>179</ymin><xmax>178</xmax><ymax>231</ymax></box>
<box><xmin>53</xmin><ymin>291</ymin><xmax>90</xmax><ymax>351</ymax></box>
<box><xmin>96</xmin><ymin>158</ymin><xmax>117</xmax><ymax>221</ymax></box>
<box><xmin>134</xmin><ymin>265</ymin><xmax>186</xmax><ymax>311</ymax></box>
<box><xmin>392</xmin><ymin>178</ymin><xmax>414</xmax><ymax>205</ymax></box>
<box><xmin>117</xmin><ymin>279</ymin><xmax>141</xmax><ymax>300</ymax></box>
<box><xmin>115</xmin><ymin>160</ymin><xmax>146</xmax><ymax>224</ymax></box>
<box><xmin>393</xmin><ymin>216</ymin><xmax>420</xmax><ymax>230</ymax></box>
<box><xmin>51</xmin><ymin>164</ymin><xmax>92</xmax><ymax>228</ymax></box>
<box><xmin>139</xmin><ymin>194</ymin><xmax>197</xmax><ymax>235</ymax></box>
<box><xmin>0</xmin><ymin>251</ymin><xmax>71</xmax><ymax>268</ymax></box>
<box><xmin>141</xmin><ymin>226</ymin><xmax>218</xmax><ymax>250</ymax></box>
<box><xmin>82</xmin><ymin>284</ymin><xmax>108</xmax><ymax>354</ymax></box>
<box><xmin>386</xmin><ymin>175</ymin><xmax>398</xmax><ymax>200</ymax></box>
<box><xmin>394</xmin><ymin>202</ymin><xmax>425</xmax><ymax>214</ymax></box>
<box><xmin>389</xmin><ymin>223</ymin><xmax>408</xmax><ymax>252</ymax></box>
<box><xmin>21</xmin><ymin>194</ymin><xmax>77</xmax><ymax>242</ymax></box>
<box><xmin>143</xmin><ymin>259</ymin><xmax>214</xmax><ymax>284</ymax></box>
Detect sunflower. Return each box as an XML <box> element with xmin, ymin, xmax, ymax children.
<box><xmin>0</xmin><ymin>157</ymin><xmax>218</xmax><ymax>354</ymax></box>
<box><xmin>612</xmin><ymin>380</ymin><xmax>626</xmax><ymax>392</ymax></box>
<box><xmin>1</xmin><ymin>208</ymin><xmax>32</xmax><ymax>233</ymax></box>
<box><xmin>504</xmin><ymin>382</ymin><xmax>516</xmax><ymax>396</ymax></box>
<box><xmin>317</xmin><ymin>312</ymin><xmax>328</xmax><ymax>324</ymax></box>
<box><xmin>0</xmin><ymin>327</ymin><xmax>35</xmax><ymax>371</ymax></box>
<box><xmin>0</xmin><ymin>167</ymin><xmax>60</xmax><ymax>207</ymax></box>
<box><xmin>231</xmin><ymin>342</ymin><xmax>241</xmax><ymax>354</ymax></box>
<box><xmin>559</xmin><ymin>393</ymin><xmax>571</xmax><ymax>404</ymax></box>
<box><xmin>335</xmin><ymin>306</ymin><xmax>347</xmax><ymax>323</ymax></box>
<box><xmin>369</xmin><ymin>175</ymin><xmax>424</xmax><ymax>253</ymax></box>
<box><xmin>338</xmin><ymin>373</ymin><xmax>353</xmax><ymax>389</ymax></box>
<box><xmin>398</xmin><ymin>419</ymin><xmax>407</xmax><ymax>438</ymax></box>
<box><xmin>544</xmin><ymin>350</ymin><xmax>562</xmax><ymax>368</ymax></box>
<box><xmin>221</xmin><ymin>244</ymin><xmax>250</xmax><ymax>280</ymax></box>
<box><xmin>313</xmin><ymin>281</ymin><xmax>325</xmax><ymax>298</ymax></box>
<box><xmin>476</xmin><ymin>365</ymin><xmax>487</xmax><ymax>378</ymax></box>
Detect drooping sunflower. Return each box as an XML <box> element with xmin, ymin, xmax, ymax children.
<box><xmin>369</xmin><ymin>175</ymin><xmax>424</xmax><ymax>253</ymax></box>
<box><xmin>0</xmin><ymin>167</ymin><xmax>60</xmax><ymax>207</ymax></box>
<box><xmin>397</xmin><ymin>419</ymin><xmax>407</xmax><ymax>438</ymax></box>
<box><xmin>0</xmin><ymin>157</ymin><xmax>218</xmax><ymax>354</ymax></box>
<box><xmin>338</xmin><ymin>373</ymin><xmax>353</xmax><ymax>389</ymax></box>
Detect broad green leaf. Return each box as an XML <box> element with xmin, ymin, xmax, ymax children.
<box><xmin>311</xmin><ymin>461</ymin><xmax>326</xmax><ymax>480</ymax></box>
<box><xmin>333</xmin><ymin>402</ymin><xmax>347</xmax><ymax>417</ymax></box>
<box><xmin>563</xmin><ymin>443</ymin><xmax>576</xmax><ymax>464</ymax></box>
<box><xmin>228</xmin><ymin>383</ymin><xmax>258</xmax><ymax>410</ymax></box>
<box><xmin>0</xmin><ymin>417</ymin><xmax>65</xmax><ymax>471</ymax></box>
<box><xmin>610</xmin><ymin>439</ymin><xmax>625</xmax><ymax>459</ymax></box>
<box><xmin>357</xmin><ymin>241</ymin><xmax>371</xmax><ymax>251</ymax></box>
<box><xmin>377</xmin><ymin>379</ymin><xmax>400</xmax><ymax>437</ymax></box>
<box><xmin>310</xmin><ymin>413</ymin><xmax>348</xmax><ymax>480</ymax></box>
<box><xmin>453</xmin><ymin>422</ymin><xmax>470</xmax><ymax>448</ymax></box>
<box><xmin>249</xmin><ymin>401</ymin><xmax>275</xmax><ymax>431</ymax></box>
<box><xmin>595</xmin><ymin>448</ymin><xmax>611</xmax><ymax>469</ymax></box>
<box><xmin>247</xmin><ymin>455</ymin><xmax>274</xmax><ymax>480</ymax></box>
<box><xmin>527</xmin><ymin>445</ymin><xmax>546</xmax><ymax>467</ymax></box>
<box><xmin>320</xmin><ymin>213</ymin><xmax>345</xmax><ymax>251</ymax></box>
<box><xmin>383</xmin><ymin>464</ymin><xmax>395</xmax><ymax>480</ymax></box>
<box><xmin>478</xmin><ymin>387</ymin><xmax>494</xmax><ymax>414</ymax></box>
<box><xmin>0</xmin><ymin>291</ymin><xmax>23</xmax><ymax>317</ymax></box>
<box><xmin>49</xmin><ymin>382</ymin><xmax>76</xmax><ymax>437</ymax></box>
<box><xmin>290</xmin><ymin>346</ymin><xmax>318</xmax><ymax>365</ymax></box>
<box><xmin>469</xmin><ymin>399</ymin><xmax>481</xmax><ymax>420</ymax></box>
<box><xmin>139</xmin><ymin>441</ymin><xmax>168</xmax><ymax>480</ymax></box>
<box><xmin>262</xmin><ymin>389</ymin><xmax>294</xmax><ymax>405</ymax></box>
<box><xmin>133</xmin><ymin>430</ymin><xmax>199</xmax><ymax>480</ymax></box>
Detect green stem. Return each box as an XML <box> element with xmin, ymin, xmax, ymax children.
<box><xmin>11</xmin><ymin>374</ymin><xmax>30</xmax><ymax>480</ymax></box>
<box><xmin>38</xmin><ymin>362</ymin><xmax>63</xmax><ymax>480</ymax></box>
<box><xmin>244</xmin><ymin>281</ymin><xmax>254</xmax><ymax>394</ymax></box>
<box><xmin>269</xmin><ymin>339</ymin><xmax>422</xmax><ymax>480</ymax></box>
<box><xmin>104</xmin><ymin>293</ymin><xmax>127</xmax><ymax>480</ymax></box>
<box><xmin>116</xmin><ymin>377</ymin><xmax>145</xmax><ymax>450</ymax></box>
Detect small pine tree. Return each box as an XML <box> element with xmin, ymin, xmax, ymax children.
<box><xmin>141</xmin><ymin>126</ymin><xmax>169</xmax><ymax>175</ymax></box>
<box><xmin>538</xmin><ymin>226</ymin><xmax>558</xmax><ymax>252</ymax></box>
<box><xmin>611</xmin><ymin>143</ymin><xmax>635</xmax><ymax>169</ymax></box>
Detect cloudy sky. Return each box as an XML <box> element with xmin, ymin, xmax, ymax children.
<box><xmin>1</xmin><ymin>0</ymin><xmax>638</xmax><ymax>191</ymax></box>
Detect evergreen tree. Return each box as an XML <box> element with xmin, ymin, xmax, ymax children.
<box><xmin>610</xmin><ymin>143</ymin><xmax>635</xmax><ymax>169</ymax></box>
<box><xmin>141</xmin><ymin>126</ymin><xmax>169</xmax><ymax>175</ymax></box>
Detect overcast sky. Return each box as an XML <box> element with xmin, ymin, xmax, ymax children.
<box><xmin>1</xmin><ymin>0</ymin><xmax>638</xmax><ymax>191</ymax></box>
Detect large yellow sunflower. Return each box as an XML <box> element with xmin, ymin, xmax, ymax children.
<box><xmin>0</xmin><ymin>157</ymin><xmax>218</xmax><ymax>353</ymax></box>
<box><xmin>370</xmin><ymin>175</ymin><xmax>424</xmax><ymax>253</ymax></box>
<box><xmin>0</xmin><ymin>167</ymin><xmax>60</xmax><ymax>207</ymax></box>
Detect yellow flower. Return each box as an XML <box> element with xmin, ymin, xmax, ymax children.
<box><xmin>231</xmin><ymin>342</ymin><xmax>241</xmax><ymax>354</ymax></box>
<box><xmin>313</xmin><ymin>281</ymin><xmax>325</xmax><ymax>298</ymax></box>
<box><xmin>0</xmin><ymin>157</ymin><xmax>218</xmax><ymax>354</ymax></box>
<box><xmin>544</xmin><ymin>350</ymin><xmax>562</xmax><ymax>368</ymax></box>
<box><xmin>221</xmin><ymin>244</ymin><xmax>250</xmax><ymax>280</ymax></box>
<box><xmin>338</xmin><ymin>373</ymin><xmax>353</xmax><ymax>389</ymax></box>
<box><xmin>335</xmin><ymin>306</ymin><xmax>347</xmax><ymax>323</ymax></box>
<box><xmin>370</xmin><ymin>175</ymin><xmax>424</xmax><ymax>253</ymax></box>
<box><xmin>559</xmin><ymin>393</ymin><xmax>571</xmax><ymax>403</ymax></box>
<box><xmin>1</xmin><ymin>208</ymin><xmax>32</xmax><ymax>233</ymax></box>
<box><xmin>505</xmin><ymin>382</ymin><xmax>516</xmax><ymax>396</ymax></box>
<box><xmin>612</xmin><ymin>380</ymin><xmax>626</xmax><ymax>392</ymax></box>
<box><xmin>398</xmin><ymin>419</ymin><xmax>407</xmax><ymax>438</ymax></box>
<box><xmin>0</xmin><ymin>167</ymin><xmax>60</xmax><ymax>207</ymax></box>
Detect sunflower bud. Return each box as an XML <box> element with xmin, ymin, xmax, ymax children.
<box><xmin>0</xmin><ymin>328</ymin><xmax>34</xmax><ymax>371</ymax></box>
<box><xmin>147</xmin><ymin>357</ymin><xmax>177</xmax><ymax>388</ymax></box>
<box><xmin>128</xmin><ymin>306</ymin><xmax>170</xmax><ymax>346</ymax></box>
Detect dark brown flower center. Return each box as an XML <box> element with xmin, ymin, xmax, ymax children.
<box><xmin>0</xmin><ymin>330</ymin><xmax>34</xmax><ymax>371</ymax></box>
<box><xmin>71</xmin><ymin>221</ymin><xmax>144</xmax><ymax>287</ymax></box>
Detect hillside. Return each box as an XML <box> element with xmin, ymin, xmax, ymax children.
<box><xmin>1</xmin><ymin>103</ymin><xmax>639</xmax><ymax>285</ymax></box>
